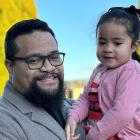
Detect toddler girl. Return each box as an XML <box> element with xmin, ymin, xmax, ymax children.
<box><xmin>66</xmin><ymin>5</ymin><xmax>140</xmax><ymax>140</ymax></box>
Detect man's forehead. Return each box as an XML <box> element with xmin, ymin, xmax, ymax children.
<box><xmin>15</xmin><ymin>31</ymin><xmax>55</xmax><ymax>43</ymax></box>
<box><xmin>14</xmin><ymin>31</ymin><xmax>58</xmax><ymax>56</ymax></box>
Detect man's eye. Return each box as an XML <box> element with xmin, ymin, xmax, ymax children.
<box><xmin>50</xmin><ymin>54</ymin><xmax>60</xmax><ymax>60</ymax></box>
<box><xmin>27</xmin><ymin>57</ymin><xmax>41</xmax><ymax>63</ymax></box>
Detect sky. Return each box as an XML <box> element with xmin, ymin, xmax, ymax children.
<box><xmin>34</xmin><ymin>0</ymin><xmax>138</xmax><ymax>81</ymax></box>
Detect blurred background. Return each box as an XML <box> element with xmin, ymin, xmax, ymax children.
<box><xmin>0</xmin><ymin>0</ymin><xmax>140</xmax><ymax>99</ymax></box>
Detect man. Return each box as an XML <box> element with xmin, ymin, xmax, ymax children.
<box><xmin>0</xmin><ymin>19</ymin><xmax>85</xmax><ymax>140</ymax></box>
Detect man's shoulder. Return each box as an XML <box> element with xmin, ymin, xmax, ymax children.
<box><xmin>0</xmin><ymin>96</ymin><xmax>16</xmax><ymax>118</ymax></box>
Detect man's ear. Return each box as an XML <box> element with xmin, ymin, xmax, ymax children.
<box><xmin>5</xmin><ymin>59</ymin><xmax>14</xmax><ymax>76</ymax></box>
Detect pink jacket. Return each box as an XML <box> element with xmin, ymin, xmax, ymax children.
<box><xmin>68</xmin><ymin>59</ymin><xmax>140</xmax><ymax>140</ymax></box>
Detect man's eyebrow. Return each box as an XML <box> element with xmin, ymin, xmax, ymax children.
<box><xmin>24</xmin><ymin>50</ymin><xmax>59</xmax><ymax>58</ymax></box>
<box><xmin>24</xmin><ymin>53</ymin><xmax>42</xmax><ymax>58</ymax></box>
<box><xmin>48</xmin><ymin>50</ymin><xmax>59</xmax><ymax>55</ymax></box>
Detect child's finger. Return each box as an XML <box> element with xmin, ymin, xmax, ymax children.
<box><xmin>65</xmin><ymin>125</ymin><xmax>71</xmax><ymax>140</ymax></box>
<box><xmin>70</xmin><ymin>124</ymin><xmax>76</xmax><ymax>137</ymax></box>
<box><xmin>71</xmin><ymin>133</ymin><xmax>80</xmax><ymax>140</ymax></box>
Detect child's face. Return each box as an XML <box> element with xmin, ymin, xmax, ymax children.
<box><xmin>96</xmin><ymin>22</ymin><xmax>135</xmax><ymax>68</ymax></box>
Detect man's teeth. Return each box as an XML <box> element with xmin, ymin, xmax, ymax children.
<box><xmin>42</xmin><ymin>75</ymin><xmax>57</xmax><ymax>80</ymax></box>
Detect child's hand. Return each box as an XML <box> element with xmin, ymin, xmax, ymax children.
<box><xmin>65</xmin><ymin>116</ymin><xmax>80</xmax><ymax>140</ymax></box>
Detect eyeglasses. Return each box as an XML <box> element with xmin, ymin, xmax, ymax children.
<box><xmin>11</xmin><ymin>52</ymin><xmax>65</xmax><ymax>70</ymax></box>
<box><xmin>108</xmin><ymin>5</ymin><xmax>140</xmax><ymax>18</ymax></box>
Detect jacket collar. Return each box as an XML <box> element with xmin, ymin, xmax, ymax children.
<box><xmin>2</xmin><ymin>81</ymin><xmax>69</xmax><ymax>139</ymax></box>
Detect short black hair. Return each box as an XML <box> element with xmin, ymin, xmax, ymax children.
<box><xmin>96</xmin><ymin>6</ymin><xmax>140</xmax><ymax>42</ymax></box>
<box><xmin>4</xmin><ymin>19</ymin><xmax>57</xmax><ymax>60</ymax></box>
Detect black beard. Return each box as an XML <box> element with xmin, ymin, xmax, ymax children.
<box><xmin>24</xmin><ymin>75</ymin><xmax>64</xmax><ymax>112</ymax></box>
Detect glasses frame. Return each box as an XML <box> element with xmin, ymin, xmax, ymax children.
<box><xmin>11</xmin><ymin>52</ymin><xmax>65</xmax><ymax>70</ymax></box>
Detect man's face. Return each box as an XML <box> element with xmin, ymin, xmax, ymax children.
<box><xmin>9</xmin><ymin>31</ymin><xmax>64</xmax><ymax>96</ymax></box>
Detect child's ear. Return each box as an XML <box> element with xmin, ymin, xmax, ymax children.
<box><xmin>135</xmin><ymin>40</ymin><xmax>140</xmax><ymax>53</ymax></box>
<box><xmin>132</xmin><ymin>40</ymin><xmax>140</xmax><ymax>52</ymax></box>
<box><xmin>135</xmin><ymin>40</ymin><xmax>140</xmax><ymax>46</ymax></box>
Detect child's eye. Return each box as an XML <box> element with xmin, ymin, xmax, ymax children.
<box><xmin>114</xmin><ymin>42</ymin><xmax>122</xmax><ymax>46</ymax></box>
<box><xmin>98</xmin><ymin>41</ymin><xmax>106</xmax><ymax>45</ymax></box>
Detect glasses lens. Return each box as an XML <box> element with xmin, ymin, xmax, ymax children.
<box><xmin>27</xmin><ymin>56</ymin><xmax>43</xmax><ymax>69</ymax></box>
<box><xmin>49</xmin><ymin>53</ymin><xmax>64</xmax><ymax>66</ymax></box>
